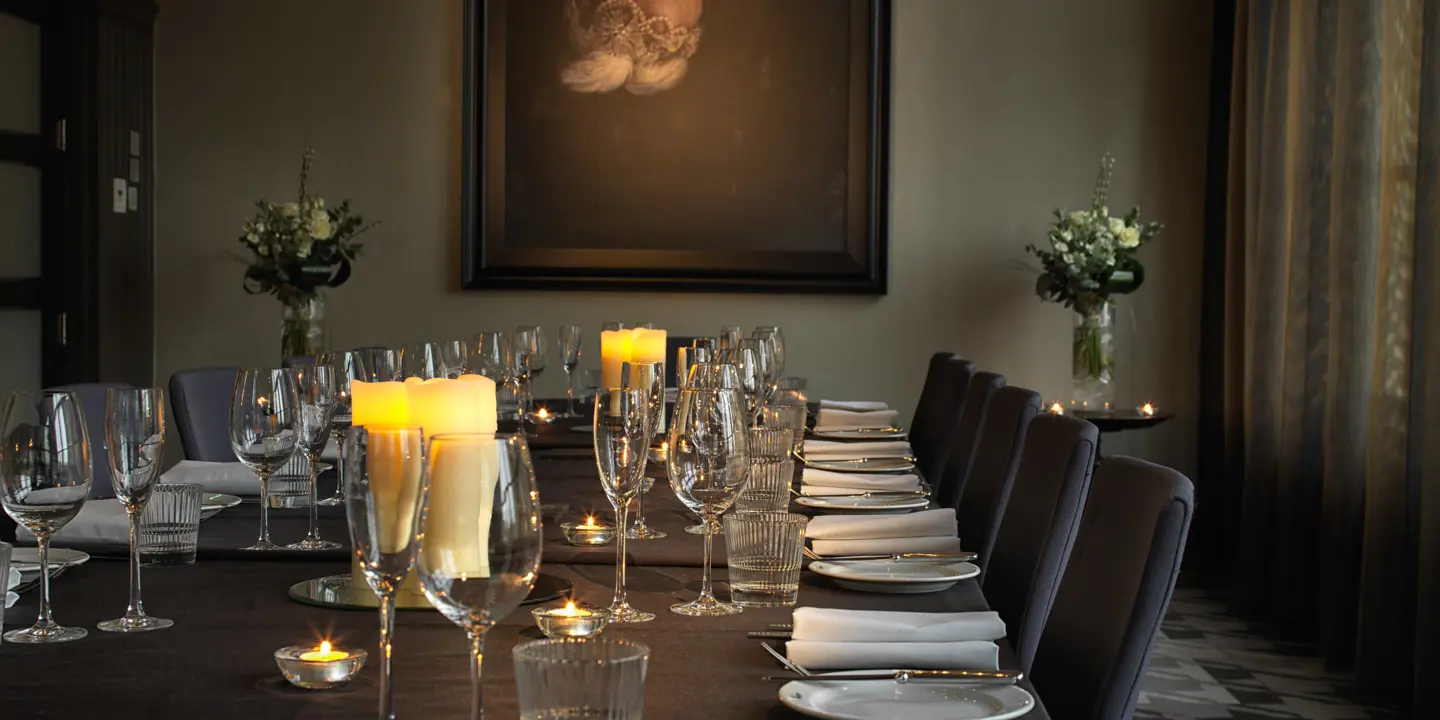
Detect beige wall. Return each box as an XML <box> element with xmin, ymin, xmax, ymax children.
<box><xmin>154</xmin><ymin>0</ymin><xmax>1212</xmax><ymax>476</ymax></box>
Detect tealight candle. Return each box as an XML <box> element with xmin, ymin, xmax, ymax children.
<box><xmin>1138</xmin><ymin>402</ymin><xmax>1157</xmax><ymax>417</ymax></box>
<box><xmin>561</xmin><ymin>515</ymin><xmax>616</xmax><ymax>546</ymax></box>
<box><xmin>275</xmin><ymin>641</ymin><xmax>368</xmax><ymax>690</ymax></box>
<box><xmin>532</xmin><ymin>600</ymin><xmax>610</xmax><ymax>638</ymax></box>
<box><xmin>536</xmin><ymin>407</ymin><xmax>552</xmax><ymax>423</ymax></box>
<box><xmin>1048</xmin><ymin>402</ymin><xmax>1065</xmax><ymax>415</ymax></box>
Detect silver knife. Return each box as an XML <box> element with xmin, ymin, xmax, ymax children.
<box><xmin>807</xmin><ymin>551</ymin><xmax>978</xmax><ymax>563</ymax></box>
<box><xmin>765</xmin><ymin>669</ymin><xmax>1023</xmax><ymax>685</ymax></box>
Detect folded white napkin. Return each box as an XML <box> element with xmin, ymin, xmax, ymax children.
<box><xmin>6</xmin><ymin>567</ymin><xmax>18</xmax><ymax>591</ymax></box>
<box><xmin>319</xmin><ymin>437</ymin><xmax>338</xmax><ymax>462</ymax></box>
<box><xmin>820</xmin><ymin>400</ymin><xmax>890</xmax><ymax>412</ymax></box>
<box><xmin>16</xmin><ymin>500</ymin><xmax>129</xmax><ymax>546</ymax></box>
<box><xmin>808</xmin><ymin>508</ymin><xmax>960</xmax><ymax>555</ymax></box>
<box><xmin>800</xmin><ymin>469</ymin><xmax>920</xmax><ymax>493</ymax></box>
<box><xmin>814</xmin><ymin>408</ymin><xmax>900</xmax><ymax>431</ymax></box>
<box><xmin>160</xmin><ymin>461</ymin><xmax>260</xmax><ymax>496</ymax></box>
<box><xmin>5</xmin><ymin>591</ymin><xmax>14</xmax><ymax>609</ymax></box>
<box><xmin>804</xmin><ymin>440</ymin><xmax>912</xmax><ymax>459</ymax></box>
<box><xmin>785</xmin><ymin>640</ymin><xmax>999</xmax><ymax>671</ymax></box>
<box><xmin>792</xmin><ymin>608</ymin><xmax>1006</xmax><ymax>643</ymax></box>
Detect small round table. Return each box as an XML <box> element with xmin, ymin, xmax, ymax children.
<box><xmin>1072</xmin><ymin>411</ymin><xmax>1174</xmax><ymax>457</ymax></box>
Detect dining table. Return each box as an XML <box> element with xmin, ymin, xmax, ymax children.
<box><xmin>0</xmin><ymin>417</ymin><xmax>1049</xmax><ymax>719</ymax></box>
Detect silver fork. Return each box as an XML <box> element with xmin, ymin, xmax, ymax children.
<box><xmin>12</xmin><ymin>555</ymin><xmax>84</xmax><ymax>595</ymax></box>
<box><xmin>761</xmin><ymin>641</ymin><xmax>810</xmax><ymax>676</ymax></box>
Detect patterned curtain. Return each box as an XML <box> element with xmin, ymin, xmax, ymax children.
<box><xmin>1213</xmin><ymin>0</ymin><xmax>1440</xmax><ymax>712</ymax></box>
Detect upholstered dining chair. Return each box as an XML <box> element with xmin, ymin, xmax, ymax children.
<box><xmin>281</xmin><ymin>355</ymin><xmax>315</xmax><ymax>368</ymax></box>
<box><xmin>909</xmin><ymin>354</ymin><xmax>975</xmax><ymax>482</ymax></box>
<box><xmin>169</xmin><ymin>367</ymin><xmax>239</xmax><ymax>462</ymax></box>
<box><xmin>934</xmin><ymin>371</ymin><xmax>1006</xmax><ymax>509</ymax></box>
<box><xmin>1031</xmin><ymin>456</ymin><xmax>1194</xmax><ymax>720</ymax></box>
<box><xmin>49</xmin><ymin>382</ymin><xmax>133</xmax><ymax>499</ymax></box>
<box><xmin>982</xmin><ymin>412</ymin><xmax>1098</xmax><ymax>672</ymax></box>
<box><xmin>952</xmin><ymin>385</ymin><xmax>1042</xmax><ymax>573</ymax></box>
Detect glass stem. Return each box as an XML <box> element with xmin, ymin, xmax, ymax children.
<box><xmin>613</xmin><ymin>502</ymin><xmax>631</xmax><ymax>608</ymax></box>
<box><xmin>378</xmin><ymin>590</ymin><xmax>397</xmax><ymax>720</ymax></box>
<box><xmin>467</xmin><ymin>627</ymin><xmax>488</xmax><ymax>720</ymax></box>
<box><xmin>35</xmin><ymin>536</ymin><xmax>55</xmax><ymax>630</ymax></box>
<box><xmin>331</xmin><ymin>433</ymin><xmax>347</xmax><ymax>502</ymax></box>
<box><xmin>633</xmin><ymin>489</ymin><xmax>645</xmax><ymax>531</ymax></box>
<box><xmin>305</xmin><ymin>453</ymin><xmax>321</xmax><ymax>540</ymax></box>
<box><xmin>257</xmin><ymin>469</ymin><xmax>271</xmax><ymax>545</ymax></box>
<box><xmin>565</xmin><ymin>368</ymin><xmax>576</xmax><ymax>415</ymax></box>
<box><xmin>699</xmin><ymin>513</ymin><xmax>715</xmax><ymax>603</ymax></box>
<box><xmin>125</xmin><ymin>509</ymin><xmax>144</xmax><ymax>619</ymax></box>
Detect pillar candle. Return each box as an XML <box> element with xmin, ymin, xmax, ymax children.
<box><xmin>630</xmin><ymin>328</ymin><xmax>667</xmax><ymax>367</ymax></box>
<box><xmin>600</xmin><ymin>329</ymin><xmax>633</xmax><ymax>390</ymax></box>
<box><xmin>405</xmin><ymin>374</ymin><xmax>498</xmax><ymax>436</ymax></box>
<box><xmin>422</xmin><ymin>435</ymin><xmax>501</xmax><ymax>578</ymax></box>
<box><xmin>350</xmin><ymin>380</ymin><xmax>410</xmax><ymax>428</ymax></box>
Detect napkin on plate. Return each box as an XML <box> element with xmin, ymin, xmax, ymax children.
<box><xmin>160</xmin><ymin>460</ymin><xmax>261</xmax><ymax>496</ymax></box>
<box><xmin>803</xmin><ymin>440</ymin><xmax>913</xmax><ymax>459</ymax></box>
<box><xmin>5</xmin><ymin>567</ymin><xmax>17</xmax><ymax>608</ymax></box>
<box><xmin>814</xmin><ymin>408</ymin><xmax>900</xmax><ymax>431</ymax></box>
<box><xmin>807</xmin><ymin>508</ymin><xmax>960</xmax><ymax>555</ymax></box>
<box><xmin>786</xmin><ymin>608</ymin><xmax>1003</xmax><ymax>670</ymax></box>
<box><xmin>819</xmin><ymin>400</ymin><xmax>890</xmax><ymax>412</ymax></box>
<box><xmin>799</xmin><ymin>469</ymin><xmax>921</xmax><ymax>496</ymax></box>
<box><xmin>15</xmin><ymin>499</ymin><xmax>129</xmax><ymax>547</ymax></box>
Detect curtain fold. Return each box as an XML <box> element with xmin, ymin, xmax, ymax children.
<box><xmin>1216</xmin><ymin>0</ymin><xmax>1438</xmax><ymax>711</ymax></box>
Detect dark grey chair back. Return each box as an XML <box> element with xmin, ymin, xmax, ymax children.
<box><xmin>935</xmin><ymin>371</ymin><xmax>1005</xmax><ymax>509</ymax></box>
<box><xmin>169</xmin><ymin>367</ymin><xmax>239</xmax><ymax>461</ymax></box>
<box><xmin>909</xmin><ymin>354</ymin><xmax>975</xmax><ymax>481</ymax></box>
<box><xmin>1032</xmin><ymin>456</ymin><xmax>1194</xmax><ymax>720</ymax></box>
<box><xmin>282</xmin><ymin>355</ymin><xmax>316</xmax><ymax>369</ymax></box>
<box><xmin>952</xmin><ymin>385</ymin><xmax>1041</xmax><ymax>572</ymax></box>
<box><xmin>49</xmin><ymin>382</ymin><xmax>133</xmax><ymax>499</ymax></box>
<box><xmin>983</xmin><ymin>413</ymin><xmax>1098</xmax><ymax>672</ymax></box>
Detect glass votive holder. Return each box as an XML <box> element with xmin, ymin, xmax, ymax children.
<box><xmin>275</xmin><ymin>643</ymin><xmax>367</xmax><ymax>689</ymax></box>
<box><xmin>561</xmin><ymin>519</ymin><xmax>616</xmax><ymax>546</ymax></box>
<box><xmin>514</xmin><ymin>638</ymin><xmax>649</xmax><ymax>720</ymax></box>
<box><xmin>532</xmin><ymin>601</ymin><xmax>611</xmax><ymax>638</ymax></box>
<box><xmin>647</xmin><ymin>442</ymin><xmax>669</xmax><ymax>465</ymax></box>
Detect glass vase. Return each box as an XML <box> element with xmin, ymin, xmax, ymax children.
<box><xmin>281</xmin><ymin>294</ymin><xmax>326</xmax><ymax>359</ymax></box>
<box><xmin>1071</xmin><ymin>301</ymin><xmax>1115</xmax><ymax>411</ymax></box>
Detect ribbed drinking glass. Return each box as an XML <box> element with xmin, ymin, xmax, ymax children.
<box><xmin>514</xmin><ymin>638</ymin><xmax>650</xmax><ymax>720</ymax></box>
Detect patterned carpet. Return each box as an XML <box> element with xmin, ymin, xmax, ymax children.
<box><xmin>1136</xmin><ymin>590</ymin><xmax>1404</xmax><ymax>719</ymax></box>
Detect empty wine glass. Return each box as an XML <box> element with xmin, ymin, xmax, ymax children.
<box><xmin>744</xmin><ymin>336</ymin><xmax>779</xmax><ymax>403</ymax></box>
<box><xmin>229</xmin><ymin>368</ymin><xmax>300</xmax><ymax>551</ymax></box>
<box><xmin>623</xmin><ymin>362</ymin><xmax>665</xmax><ymax>541</ymax></box>
<box><xmin>753</xmin><ymin>326</ymin><xmax>786</xmax><ymax>375</ymax></box>
<box><xmin>472</xmin><ymin>332</ymin><xmax>510</xmax><ymax>382</ymax></box>
<box><xmin>595</xmin><ymin>388</ymin><xmax>654</xmax><ymax>623</ymax></box>
<box><xmin>558</xmin><ymin>326</ymin><xmax>583</xmax><ymax>418</ymax></box>
<box><xmin>401</xmin><ymin>342</ymin><xmax>445</xmax><ymax>380</ymax></box>
<box><xmin>515</xmin><ymin>327</ymin><xmax>546</xmax><ymax>422</ymax></box>
<box><xmin>356</xmin><ymin>347</ymin><xmax>401</xmax><ymax>382</ymax></box>
<box><xmin>98</xmin><ymin>388</ymin><xmax>171</xmax><ymax>633</ymax></box>
<box><xmin>318</xmin><ymin>350</ymin><xmax>363</xmax><ymax>506</ymax></box>
<box><xmin>719</xmin><ymin>326</ymin><xmax>743</xmax><ymax>349</ymax></box>
<box><xmin>438</xmin><ymin>340</ymin><xmax>471</xmax><ymax>378</ymax></box>
<box><xmin>287</xmin><ymin>365</ymin><xmax>340</xmax><ymax>550</ymax></box>
<box><xmin>668</xmin><ymin>386</ymin><xmax>750</xmax><ymax>616</ymax></box>
<box><xmin>417</xmin><ymin>433</ymin><xmax>542</xmax><ymax>720</ymax></box>
<box><xmin>0</xmin><ymin>391</ymin><xmax>92</xmax><ymax>643</ymax></box>
<box><xmin>682</xmin><ymin>362</ymin><xmax>745</xmax><ymax>536</ymax></box>
<box><xmin>344</xmin><ymin>426</ymin><xmax>428</xmax><ymax>720</ymax></box>
<box><xmin>719</xmin><ymin>347</ymin><xmax>762</xmax><ymax>420</ymax></box>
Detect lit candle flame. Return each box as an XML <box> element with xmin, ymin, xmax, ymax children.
<box><xmin>1049</xmin><ymin>402</ymin><xmax>1064</xmax><ymax>415</ymax></box>
<box><xmin>299</xmin><ymin>640</ymin><xmax>348</xmax><ymax>662</ymax></box>
<box><xmin>582</xmin><ymin>515</ymin><xmax>597</xmax><ymax>528</ymax></box>
<box><xmin>1141</xmin><ymin>402</ymin><xmax>1155</xmax><ymax>416</ymax></box>
<box><xmin>258</xmin><ymin>396</ymin><xmax>268</xmax><ymax>407</ymax></box>
<box><xmin>537</xmin><ymin>407</ymin><xmax>549</xmax><ymax>420</ymax></box>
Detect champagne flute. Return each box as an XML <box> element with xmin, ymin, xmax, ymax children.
<box><xmin>287</xmin><ymin>365</ymin><xmax>340</xmax><ymax>550</ymax></box>
<box><xmin>594</xmin><ymin>388</ymin><xmax>655</xmax><ymax>623</ymax></box>
<box><xmin>558</xmin><ymin>326</ymin><xmax>583</xmax><ymax>418</ymax></box>
<box><xmin>417</xmin><ymin>433</ymin><xmax>541</xmax><ymax>720</ymax></box>
<box><xmin>623</xmin><ymin>362</ymin><xmax>666</xmax><ymax>540</ymax></box>
<box><xmin>357</xmin><ymin>347</ymin><xmax>401</xmax><ymax>382</ymax></box>
<box><xmin>98</xmin><ymin>388</ymin><xmax>170</xmax><ymax>632</ymax></box>
<box><xmin>0</xmin><ymin>391</ymin><xmax>92</xmax><ymax>643</ymax></box>
<box><xmin>753</xmin><ymin>326</ymin><xmax>786</xmax><ymax>375</ymax></box>
<box><xmin>668</xmin><ymin>386</ymin><xmax>750</xmax><ymax>616</ymax></box>
<box><xmin>401</xmin><ymin>342</ymin><xmax>445</xmax><ymax>380</ymax></box>
<box><xmin>229</xmin><ymin>368</ymin><xmax>300</xmax><ymax>551</ymax></box>
<box><xmin>318</xmin><ymin>350</ymin><xmax>363</xmax><ymax>506</ymax></box>
<box><xmin>344</xmin><ymin>426</ymin><xmax>428</xmax><ymax>720</ymax></box>
<box><xmin>515</xmin><ymin>327</ymin><xmax>546</xmax><ymax>421</ymax></box>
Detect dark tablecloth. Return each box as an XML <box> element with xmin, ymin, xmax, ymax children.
<box><xmin>0</xmin><ymin>420</ymin><xmax>1047</xmax><ymax>719</ymax></box>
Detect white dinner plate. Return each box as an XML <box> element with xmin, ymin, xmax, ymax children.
<box><xmin>794</xmin><ymin>495</ymin><xmax>930</xmax><ymax>514</ymax></box>
<box><xmin>810</xmin><ymin>428</ymin><xmax>908</xmax><ymax>440</ymax></box>
<box><xmin>803</xmin><ymin>458</ymin><xmax>916</xmax><ymax>473</ymax></box>
<box><xmin>10</xmin><ymin>547</ymin><xmax>90</xmax><ymax>584</ymax></box>
<box><xmin>201</xmin><ymin>493</ymin><xmax>243</xmax><ymax>521</ymax></box>
<box><xmin>779</xmin><ymin>674</ymin><xmax>1034</xmax><ymax>720</ymax></box>
<box><xmin>808</xmin><ymin>559</ymin><xmax>980</xmax><ymax>594</ymax></box>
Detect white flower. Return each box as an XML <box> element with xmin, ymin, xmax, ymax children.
<box><xmin>1118</xmin><ymin>226</ymin><xmax>1141</xmax><ymax>248</ymax></box>
<box><xmin>308</xmin><ymin>209</ymin><xmax>333</xmax><ymax>240</ymax></box>
<box><xmin>1060</xmin><ymin>229</ymin><xmax>1073</xmax><ymax>242</ymax></box>
<box><xmin>281</xmin><ymin>202</ymin><xmax>300</xmax><ymax>217</ymax></box>
<box><xmin>1062</xmin><ymin>253</ymin><xmax>1076</xmax><ymax>265</ymax></box>
<box><xmin>257</xmin><ymin>243</ymin><xmax>270</xmax><ymax>257</ymax></box>
<box><xmin>1067</xmin><ymin>210</ymin><xmax>1089</xmax><ymax>227</ymax></box>
<box><xmin>1099</xmin><ymin>205</ymin><xmax>1109</xmax><ymax>217</ymax></box>
<box><xmin>1054</xmin><ymin>241</ymin><xmax>1069</xmax><ymax>253</ymax></box>
<box><xmin>297</xmin><ymin>237</ymin><xmax>313</xmax><ymax>259</ymax></box>
<box><xmin>1108</xmin><ymin>217</ymin><xmax>1125</xmax><ymax>235</ymax></box>
<box><xmin>244</xmin><ymin>232</ymin><xmax>259</xmax><ymax>247</ymax></box>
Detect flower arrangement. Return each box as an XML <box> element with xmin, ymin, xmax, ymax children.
<box><xmin>1027</xmin><ymin>154</ymin><xmax>1161</xmax><ymax>408</ymax></box>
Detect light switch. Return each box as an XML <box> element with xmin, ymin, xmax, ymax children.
<box><xmin>112</xmin><ymin>179</ymin><xmax>127</xmax><ymax>213</ymax></box>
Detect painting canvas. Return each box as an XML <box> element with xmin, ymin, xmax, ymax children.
<box><xmin>462</xmin><ymin>0</ymin><xmax>890</xmax><ymax>293</ymax></box>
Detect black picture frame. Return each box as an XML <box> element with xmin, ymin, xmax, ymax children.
<box><xmin>460</xmin><ymin>0</ymin><xmax>891</xmax><ymax>294</ymax></box>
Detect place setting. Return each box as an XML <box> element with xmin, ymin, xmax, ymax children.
<box><xmin>802</xmin><ymin>508</ymin><xmax>980</xmax><ymax>594</ymax></box>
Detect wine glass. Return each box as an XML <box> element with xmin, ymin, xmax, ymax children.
<box><xmin>287</xmin><ymin>365</ymin><xmax>340</xmax><ymax>550</ymax></box>
<box><xmin>623</xmin><ymin>362</ymin><xmax>666</xmax><ymax>540</ymax></box>
<box><xmin>682</xmin><ymin>362</ymin><xmax>745</xmax><ymax>536</ymax></box>
<box><xmin>98</xmin><ymin>388</ymin><xmax>170</xmax><ymax>633</ymax></box>
<box><xmin>515</xmin><ymin>327</ymin><xmax>546</xmax><ymax>419</ymax></box>
<box><xmin>318</xmin><ymin>350</ymin><xmax>363</xmax><ymax>506</ymax></box>
<box><xmin>667</xmin><ymin>386</ymin><xmax>750</xmax><ymax>616</ymax></box>
<box><xmin>719</xmin><ymin>347</ymin><xmax>762</xmax><ymax>420</ymax></box>
<box><xmin>719</xmin><ymin>326</ymin><xmax>743</xmax><ymax>349</ymax></box>
<box><xmin>594</xmin><ymin>388</ymin><xmax>655</xmax><ymax>623</ymax></box>
<box><xmin>472</xmin><ymin>332</ymin><xmax>510</xmax><ymax>381</ymax></box>
<box><xmin>558</xmin><ymin>326</ymin><xmax>583</xmax><ymax>418</ymax></box>
<box><xmin>356</xmin><ymin>347</ymin><xmax>401</xmax><ymax>382</ymax></box>
<box><xmin>601</xmin><ymin>322</ymin><xmax>627</xmax><ymax>332</ymax></box>
<box><xmin>229</xmin><ymin>368</ymin><xmax>300</xmax><ymax>551</ymax></box>
<box><xmin>401</xmin><ymin>342</ymin><xmax>445</xmax><ymax>380</ymax></box>
<box><xmin>417</xmin><ymin>433</ymin><xmax>542</xmax><ymax>720</ymax></box>
<box><xmin>344</xmin><ymin>426</ymin><xmax>428</xmax><ymax>720</ymax></box>
<box><xmin>744</xmin><ymin>337</ymin><xmax>779</xmax><ymax>403</ymax></box>
<box><xmin>438</xmin><ymin>340</ymin><xmax>471</xmax><ymax>378</ymax></box>
<box><xmin>0</xmin><ymin>391</ymin><xmax>92</xmax><ymax>643</ymax></box>
<box><xmin>753</xmin><ymin>326</ymin><xmax>786</xmax><ymax>375</ymax></box>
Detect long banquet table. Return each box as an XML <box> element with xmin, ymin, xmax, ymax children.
<box><xmin>0</xmin><ymin>422</ymin><xmax>1049</xmax><ymax>719</ymax></box>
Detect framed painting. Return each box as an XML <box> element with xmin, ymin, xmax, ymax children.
<box><xmin>461</xmin><ymin>0</ymin><xmax>891</xmax><ymax>293</ymax></box>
